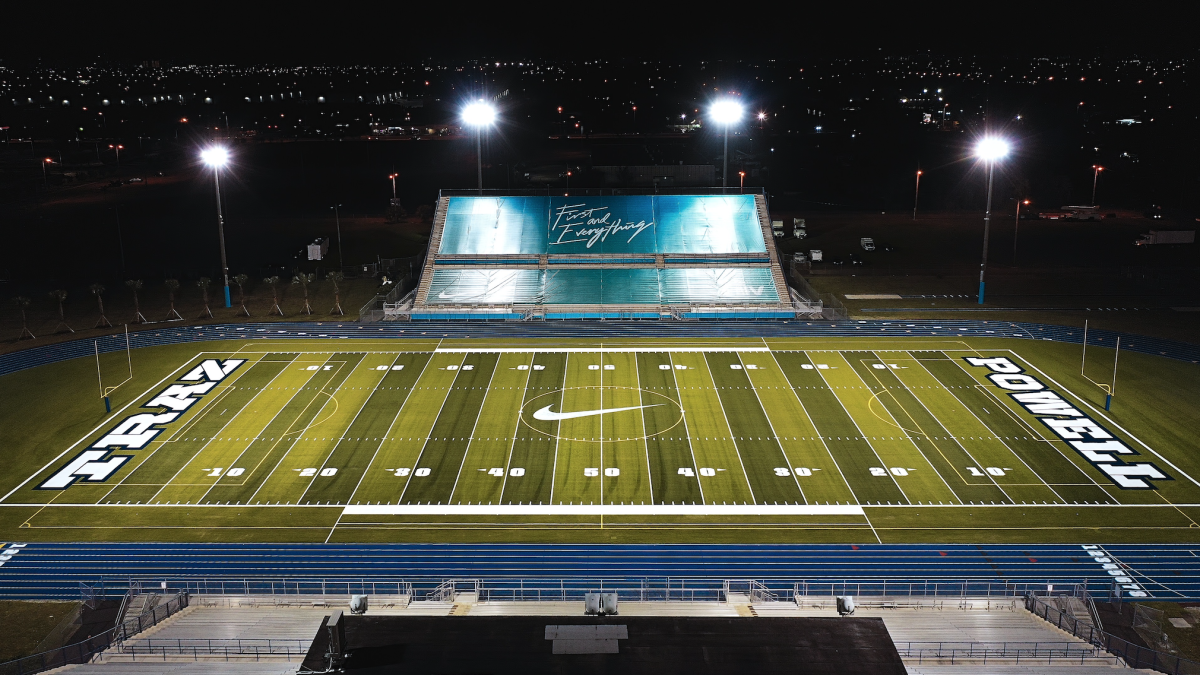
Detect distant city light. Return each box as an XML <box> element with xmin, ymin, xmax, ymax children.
<box><xmin>200</xmin><ymin>147</ymin><xmax>230</xmax><ymax>167</ymax></box>
<box><xmin>710</xmin><ymin>99</ymin><xmax>743</xmax><ymax>125</ymax></box>
<box><xmin>975</xmin><ymin>137</ymin><xmax>1010</xmax><ymax>161</ymax></box>
<box><xmin>462</xmin><ymin>101</ymin><xmax>497</xmax><ymax>127</ymax></box>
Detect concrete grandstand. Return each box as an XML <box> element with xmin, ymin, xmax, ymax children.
<box><xmin>398</xmin><ymin>190</ymin><xmax>807</xmax><ymax>320</ymax></box>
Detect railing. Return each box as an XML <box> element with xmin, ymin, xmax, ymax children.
<box><xmin>0</xmin><ymin>592</ymin><xmax>188</xmax><ymax>675</ymax></box>
<box><xmin>426</xmin><ymin>579</ymin><xmax>480</xmax><ymax>602</ymax></box>
<box><xmin>117</xmin><ymin>638</ymin><xmax>308</xmax><ymax>661</ymax></box>
<box><xmin>1026</xmin><ymin>593</ymin><xmax>1200</xmax><ymax>674</ymax></box>
<box><xmin>163</xmin><ymin>578</ymin><xmax>413</xmax><ymax>598</ymax></box>
<box><xmin>476</xmin><ymin>578</ymin><xmax>727</xmax><ymax>603</ymax></box>
<box><xmin>896</xmin><ymin>641</ymin><xmax>1119</xmax><ymax>666</ymax></box>
<box><xmin>795</xmin><ymin>579</ymin><xmax>1064</xmax><ymax>599</ymax></box>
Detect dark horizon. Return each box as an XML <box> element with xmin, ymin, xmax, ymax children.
<box><xmin>3</xmin><ymin>5</ymin><xmax>1195</xmax><ymax>65</ymax></box>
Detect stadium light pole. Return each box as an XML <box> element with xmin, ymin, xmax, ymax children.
<box><xmin>738</xmin><ymin>171</ymin><xmax>745</xmax><ymax>193</ymax></box>
<box><xmin>710</xmin><ymin>99</ymin><xmax>743</xmax><ymax>189</ymax></box>
<box><xmin>331</xmin><ymin>204</ymin><xmax>344</xmax><ymax>270</ymax></box>
<box><xmin>1013</xmin><ymin>199</ymin><xmax>1030</xmax><ymax>264</ymax></box>
<box><xmin>462</xmin><ymin>101</ymin><xmax>496</xmax><ymax>195</ymax></box>
<box><xmin>913</xmin><ymin>169</ymin><xmax>923</xmax><ymax>220</ymax></box>
<box><xmin>1091</xmin><ymin>165</ymin><xmax>1104</xmax><ymax>206</ymax></box>
<box><xmin>200</xmin><ymin>146</ymin><xmax>233</xmax><ymax>308</ymax></box>
<box><xmin>975</xmin><ymin>137</ymin><xmax>1010</xmax><ymax>305</ymax></box>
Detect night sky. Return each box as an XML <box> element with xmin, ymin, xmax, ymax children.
<box><xmin>2</xmin><ymin>4</ymin><xmax>1191</xmax><ymax>65</ymax></box>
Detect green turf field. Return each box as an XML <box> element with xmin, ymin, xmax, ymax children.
<box><xmin>3</xmin><ymin>336</ymin><xmax>1200</xmax><ymax>543</ymax></box>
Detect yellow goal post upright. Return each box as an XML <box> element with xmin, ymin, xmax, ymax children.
<box><xmin>95</xmin><ymin>324</ymin><xmax>133</xmax><ymax>413</ymax></box>
<box><xmin>1080</xmin><ymin>319</ymin><xmax>1120</xmax><ymax>411</ymax></box>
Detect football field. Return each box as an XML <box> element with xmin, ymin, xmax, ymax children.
<box><xmin>6</xmin><ymin>336</ymin><xmax>1199</xmax><ymax>543</ymax></box>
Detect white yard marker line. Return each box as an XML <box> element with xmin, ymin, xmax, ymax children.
<box><xmin>396</xmin><ymin>353</ymin><xmax>468</xmax><ymax>505</ymax></box>
<box><xmin>1010</xmin><ymin>349</ymin><xmax>1200</xmax><ymax>490</ymax></box>
<box><xmin>446</xmin><ymin>355</ymin><xmax>502</xmax><ymax>504</ymax></box>
<box><xmin>836</xmin><ymin>351</ymin><xmax>963</xmax><ymax>504</ymax></box>
<box><xmin>738</xmin><ymin>351</ymin><xmax>807</xmax><ymax>504</ymax></box>
<box><xmin>342</xmin><ymin>504</ymin><xmax>865</xmax><ymax>516</ymax></box>
<box><xmin>694</xmin><ymin>352</ymin><xmax>757</xmax><ymax>505</ymax></box>
<box><xmin>344</xmin><ymin>353</ymin><xmax>437</xmax><ymax>506</ymax></box>
<box><xmin>243</xmin><ymin>357</ymin><xmax>352</xmax><ymax>505</ymax></box>
<box><xmin>908</xmin><ymin>351</ymin><xmax>1064</xmax><ymax>503</ymax></box>
<box><xmin>811</xmin><ymin>352</ymin><xmax>914</xmax><ymax>504</ymax></box>
<box><xmin>497</xmin><ymin>353</ymin><xmax>536</xmax><ymax>503</ymax></box>
<box><xmin>195</xmin><ymin>355</ymin><xmax>325</xmax><ymax>503</ymax></box>
<box><xmin>666</xmin><ymin>352</ymin><xmax>705</xmax><ymax>504</ymax></box>
<box><xmin>634</xmin><ymin>351</ymin><xmax>654</xmax><ymax>506</ymax></box>
<box><xmin>765</xmin><ymin>348</ymin><xmax>861</xmax><ymax>508</ymax></box>
<box><xmin>862</xmin><ymin>350</ymin><xmax>1010</xmax><ymax>502</ymax></box>
<box><xmin>297</xmin><ymin>354</ymin><xmax>400</xmax><ymax>504</ymax></box>
<box><xmin>149</xmin><ymin>355</ymin><xmax>320</xmax><ymax>504</ymax></box>
<box><xmin>548</xmin><ymin>354</ymin><xmax>568</xmax><ymax>506</ymax></box>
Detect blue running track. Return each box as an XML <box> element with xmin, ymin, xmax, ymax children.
<box><xmin>1</xmin><ymin>542</ymin><xmax>1198</xmax><ymax>600</ymax></box>
<box><xmin>2</xmin><ymin>319</ymin><xmax>1198</xmax><ymax>378</ymax></box>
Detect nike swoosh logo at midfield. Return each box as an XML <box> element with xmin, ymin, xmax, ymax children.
<box><xmin>532</xmin><ymin>404</ymin><xmax>663</xmax><ymax>421</ymax></box>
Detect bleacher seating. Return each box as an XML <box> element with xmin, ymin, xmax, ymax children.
<box><xmin>409</xmin><ymin>192</ymin><xmax>796</xmax><ymax>320</ymax></box>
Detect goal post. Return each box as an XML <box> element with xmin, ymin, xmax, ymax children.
<box><xmin>96</xmin><ymin>325</ymin><xmax>134</xmax><ymax>412</ymax></box>
<box><xmin>1080</xmin><ymin>319</ymin><xmax>1120</xmax><ymax>410</ymax></box>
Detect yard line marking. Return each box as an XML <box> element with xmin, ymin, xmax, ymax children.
<box><xmin>497</xmin><ymin>354</ymin><xmax>535</xmax><ymax>503</ymax></box>
<box><xmin>343</xmin><ymin>354</ymin><xmax>437</xmax><ymax>506</ymax></box>
<box><xmin>696</xmin><ymin>352</ymin><xmax>757</xmax><ymax>505</ymax></box>
<box><xmin>397</xmin><ymin>353</ymin><xmax>469</xmax><ymax>504</ymax></box>
<box><xmin>243</xmin><ymin>357</ymin><xmax>352</xmax><ymax>505</ymax></box>
<box><xmin>908</xmin><ymin>351</ymin><xmax>1064</xmax><ymax>503</ymax></box>
<box><xmin>298</xmin><ymin>354</ymin><xmax>401</xmax><ymax>504</ymax></box>
<box><xmin>738</xmin><ymin>351</ymin><xmax>807</xmax><ymax>504</ymax></box>
<box><xmin>144</xmin><ymin>355</ymin><xmax>309</xmax><ymax>504</ymax></box>
<box><xmin>1009</xmin><ymin>349</ymin><xmax>1200</xmax><ymax>490</ymax></box>
<box><xmin>836</xmin><ymin>351</ymin><xmax>963</xmax><ymax>503</ymax></box>
<box><xmin>866</xmin><ymin>350</ymin><xmax>1014</xmax><ymax>503</ymax></box>
<box><xmin>193</xmin><ymin>357</ymin><xmax>330</xmax><ymax>501</ymax></box>
<box><xmin>447</xmin><ymin>355</ymin><xmax>502</xmax><ymax>503</ymax></box>
<box><xmin>634</xmin><ymin>350</ymin><xmax>653</xmax><ymax>506</ymax></box>
<box><xmin>665</xmin><ymin>353</ymin><xmax>705</xmax><ymax>504</ymax></box>
<box><xmin>765</xmin><ymin>347</ymin><xmax>861</xmax><ymax>507</ymax></box>
<box><xmin>341</xmin><ymin>504</ymin><xmax>865</xmax><ymax>516</ymax></box>
<box><xmin>548</xmin><ymin>354</ymin><xmax>569</xmax><ymax>505</ymax></box>
<box><xmin>811</xmin><ymin>352</ymin><xmax>913</xmax><ymax>504</ymax></box>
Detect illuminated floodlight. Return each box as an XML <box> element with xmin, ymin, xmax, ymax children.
<box><xmin>462</xmin><ymin>101</ymin><xmax>497</xmax><ymax>127</ymax></box>
<box><xmin>710</xmin><ymin>99</ymin><xmax>743</xmax><ymax>125</ymax></box>
<box><xmin>975</xmin><ymin>137</ymin><xmax>1009</xmax><ymax>162</ymax></box>
<box><xmin>200</xmin><ymin>146</ymin><xmax>230</xmax><ymax>167</ymax></box>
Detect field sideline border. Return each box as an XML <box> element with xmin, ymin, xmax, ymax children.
<box><xmin>2</xmin><ymin>319</ymin><xmax>1197</xmax><ymax>379</ymax></box>
<box><xmin>2</xmin><ymin>344</ymin><xmax>1194</xmax><ymax>511</ymax></box>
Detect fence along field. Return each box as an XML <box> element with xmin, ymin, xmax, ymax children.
<box><xmin>5</xmin><ymin>342</ymin><xmax>1197</xmax><ymax>531</ymax></box>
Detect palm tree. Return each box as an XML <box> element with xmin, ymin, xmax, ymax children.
<box><xmin>49</xmin><ymin>289</ymin><xmax>73</xmax><ymax>333</ymax></box>
<box><xmin>164</xmin><ymin>279</ymin><xmax>183</xmax><ymax>320</ymax></box>
<box><xmin>12</xmin><ymin>296</ymin><xmax>35</xmax><ymax>340</ymax></box>
<box><xmin>327</xmin><ymin>270</ymin><xmax>345</xmax><ymax>315</ymax></box>
<box><xmin>263</xmin><ymin>276</ymin><xmax>284</xmax><ymax>316</ymax></box>
<box><xmin>125</xmin><ymin>279</ymin><xmax>146</xmax><ymax>324</ymax></box>
<box><xmin>91</xmin><ymin>283</ymin><xmax>112</xmax><ymax>328</ymax></box>
<box><xmin>292</xmin><ymin>273</ymin><xmax>315</xmax><ymax>314</ymax></box>
<box><xmin>232</xmin><ymin>274</ymin><xmax>250</xmax><ymax>317</ymax></box>
<box><xmin>197</xmin><ymin>277</ymin><xmax>214</xmax><ymax>318</ymax></box>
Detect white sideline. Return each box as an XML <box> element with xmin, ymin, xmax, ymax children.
<box><xmin>433</xmin><ymin>347</ymin><xmax>770</xmax><ymax>353</ymax></box>
<box><xmin>341</xmin><ymin>504</ymin><xmax>864</xmax><ymax>516</ymax></box>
